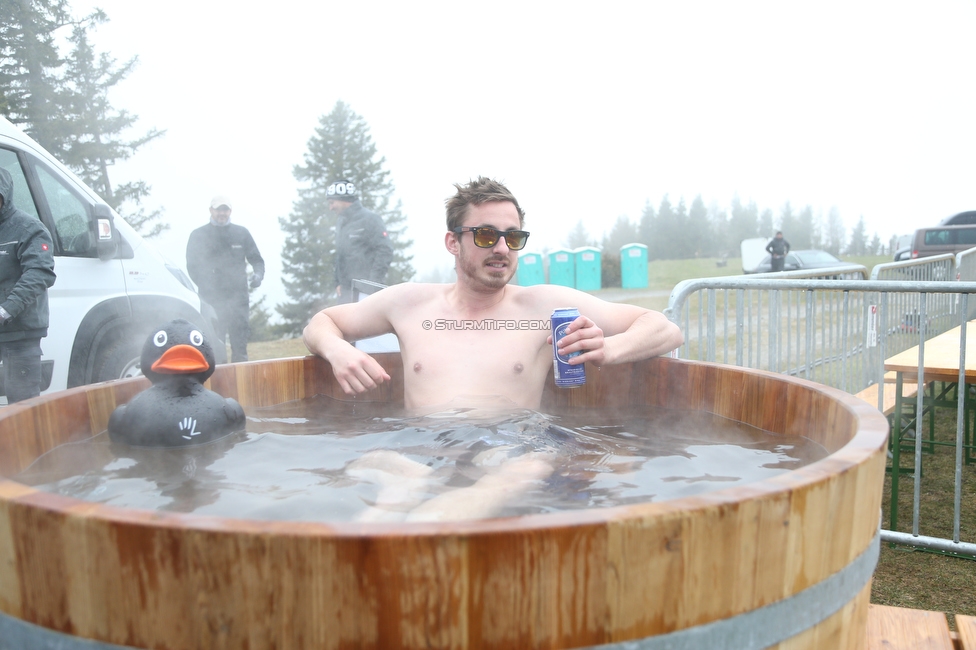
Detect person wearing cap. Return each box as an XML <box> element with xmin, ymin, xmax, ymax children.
<box><xmin>186</xmin><ymin>195</ymin><xmax>265</xmax><ymax>362</ymax></box>
<box><xmin>328</xmin><ymin>179</ymin><xmax>394</xmax><ymax>304</ymax></box>
<box><xmin>0</xmin><ymin>167</ymin><xmax>57</xmax><ymax>403</ymax></box>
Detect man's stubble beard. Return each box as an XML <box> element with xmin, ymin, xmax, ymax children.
<box><xmin>457</xmin><ymin>246</ymin><xmax>516</xmax><ymax>291</ymax></box>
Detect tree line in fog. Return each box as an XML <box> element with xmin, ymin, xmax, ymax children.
<box><xmin>567</xmin><ymin>196</ymin><xmax>891</xmax><ymax>261</ymax></box>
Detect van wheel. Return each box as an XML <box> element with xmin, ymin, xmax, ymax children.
<box><xmin>93</xmin><ymin>337</ymin><xmax>143</xmax><ymax>383</ymax></box>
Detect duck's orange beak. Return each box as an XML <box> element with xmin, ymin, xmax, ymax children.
<box><xmin>151</xmin><ymin>345</ymin><xmax>210</xmax><ymax>374</ymax></box>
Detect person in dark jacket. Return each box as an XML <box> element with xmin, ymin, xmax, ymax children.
<box><xmin>765</xmin><ymin>231</ymin><xmax>791</xmax><ymax>272</ymax></box>
<box><xmin>328</xmin><ymin>179</ymin><xmax>394</xmax><ymax>304</ymax></box>
<box><xmin>186</xmin><ymin>195</ymin><xmax>265</xmax><ymax>362</ymax></box>
<box><xmin>0</xmin><ymin>167</ymin><xmax>57</xmax><ymax>403</ymax></box>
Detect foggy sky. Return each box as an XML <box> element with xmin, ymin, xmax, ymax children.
<box><xmin>70</xmin><ymin>0</ymin><xmax>976</xmax><ymax>318</ymax></box>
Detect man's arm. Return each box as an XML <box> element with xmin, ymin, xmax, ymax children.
<box><xmin>538</xmin><ymin>288</ymin><xmax>683</xmax><ymax>367</ymax></box>
<box><xmin>367</xmin><ymin>216</ymin><xmax>394</xmax><ymax>282</ymax></box>
<box><xmin>244</xmin><ymin>231</ymin><xmax>265</xmax><ymax>287</ymax></box>
<box><xmin>1</xmin><ymin>223</ymin><xmax>56</xmax><ymax>320</ymax></box>
<box><xmin>303</xmin><ymin>288</ymin><xmax>400</xmax><ymax>395</ymax></box>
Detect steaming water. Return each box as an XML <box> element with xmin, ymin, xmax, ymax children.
<box><xmin>15</xmin><ymin>396</ymin><xmax>828</xmax><ymax>523</ymax></box>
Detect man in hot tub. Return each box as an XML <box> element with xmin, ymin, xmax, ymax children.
<box><xmin>303</xmin><ymin>177</ymin><xmax>682</xmax><ymax>522</ymax></box>
<box><xmin>303</xmin><ymin>176</ymin><xmax>682</xmax><ymax>411</ymax></box>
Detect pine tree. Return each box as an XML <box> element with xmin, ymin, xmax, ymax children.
<box><xmin>0</xmin><ymin>0</ymin><xmax>72</xmax><ymax>151</ymax></box>
<box><xmin>1</xmin><ymin>3</ymin><xmax>166</xmax><ymax>237</ymax></box>
<box><xmin>564</xmin><ymin>220</ymin><xmax>592</xmax><ymax>249</ymax></box>
<box><xmin>759</xmin><ymin>208</ymin><xmax>774</xmax><ymax>237</ymax></box>
<box><xmin>60</xmin><ymin>22</ymin><xmax>167</xmax><ymax>237</ymax></box>
<box><xmin>277</xmin><ymin>101</ymin><xmax>414</xmax><ymax>335</ymax></box>
<box><xmin>645</xmin><ymin>195</ymin><xmax>675</xmax><ymax>260</ymax></box>
<box><xmin>869</xmin><ymin>233</ymin><xmax>882</xmax><ymax>255</ymax></box>
<box><xmin>728</xmin><ymin>196</ymin><xmax>759</xmax><ymax>250</ymax></box>
<box><xmin>778</xmin><ymin>202</ymin><xmax>800</xmax><ymax>244</ymax></box>
<box><xmin>687</xmin><ymin>195</ymin><xmax>710</xmax><ymax>257</ymax></box>
<box><xmin>706</xmin><ymin>200</ymin><xmax>731</xmax><ymax>257</ymax></box>
<box><xmin>825</xmin><ymin>207</ymin><xmax>846</xmax><ymax>255</ymax></box>
<box><xmin>637</xmin><ymin>200</ymin><xmax>656</xmax><ymax>248</ymax></box>
<box><xmin>600</xmin><ymin>215</ymin><xmax>639</xmax><ymax>254</ymax></box>
<box><xmin>846</xmin><ymin>217</ymin><xmax>869</xmax><ymax>255</ymax></box>
<box><xmin>795</xmin><ymin>205</ymin><xmax>815</xmax><ymax>249</ymax></box>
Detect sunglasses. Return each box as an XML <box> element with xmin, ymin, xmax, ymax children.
<box><xmin>453</xmin><ymin>227</ymin><xmax>530</xmax><ymax>251</ymax></box>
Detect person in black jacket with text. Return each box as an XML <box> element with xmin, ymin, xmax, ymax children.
<box><xmin>0</xmin><ymin>167</ymin><xmax>56</xmax><ymax>403</ymax></box>
<box><xmin>328</xmin><ymin>179</ymin><xmax>393</xmax><ymax>304</ymax></box>
<box><xmin>186</xmin><ymin>195</ymin><xmax>265</xmax><ymax>362</ymax></box>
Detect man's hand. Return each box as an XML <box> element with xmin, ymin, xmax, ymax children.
<box><xmin>548</xmin><ymin>315</ymin><xmax>607</xmax><ymax>367</ymax></box>
<box><xmin>0</xmin><ymin>306</ymin><xmax>11</xmax><ymax>325</ymax></box>
<box><xmin>327</xmin><ymin>344</ymin><xmax>392</xmax><ymax>396</ymax></box>
<box><xmin>249</xmin><ymin>275</ymin><xmax>263</xmax><ymax>289</ymax></box>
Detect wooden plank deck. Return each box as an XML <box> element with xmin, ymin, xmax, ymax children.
<box><xmin>867</xmin><ymin>604</ymin><xmax>975</xmax><ymax>650</ymax></box>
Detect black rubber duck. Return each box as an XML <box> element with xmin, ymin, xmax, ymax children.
<box><xmin>108</xmin><ymin>319</ymin><xmax>245</xmax><ymax>447</ymax></box>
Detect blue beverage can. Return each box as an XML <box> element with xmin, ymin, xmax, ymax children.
<box><xmin>551</xmin><ymin>308</ymin><xmax>586</xmax><ymax>388</ymax></box>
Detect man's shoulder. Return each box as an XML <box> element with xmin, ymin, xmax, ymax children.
<box><xmin>348</xmin><ymin>282</ymin><xmax>441</xmax><ymax>316</ymax></box>
<box><xmin>510</xmin><ymin>282</ymin><xmax>578</xmax><ymax>304</ymax></box>
<box><xmin>348</xmin><ymin>202</ymin><xmax>384</xmax><ymax>222</ymax></box>
<box><xmin>377</xmin><ymin>282</ymin><xmax>442</xmax><ymax>301</ymax></box>
<box><xmin>228</xmin><ymin>223</ymin><xmax>254</xmax><ymax>237</ymax></box>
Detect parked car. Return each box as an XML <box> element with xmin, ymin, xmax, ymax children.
<box><xmin>938</xmin><ymin>210</ymin><xmax>976</xmax><ymax>226</ymax></box>
<box><xmin>892</xmin><ymin>233</ymin><xmax>913</xmax><ymax>261</ymax></box>
<box><xmin>746</xmin><ymin>249</ymin><xmax>847</xmax><ymax>274</ymax></box>
<box><xmin>909</xmin><ymin>225</ymin><xmax>976</xmax><ymax>259</ymax></box>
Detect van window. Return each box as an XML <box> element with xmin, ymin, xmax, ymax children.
<box><xmin>958</xmin><ymin>229</ymin><xmax>976</xmax><ymax>245</ymax></box>
<box><xmin>0</xmin><ymin>147</ymin><xmax>41</xmax><ymax>219</ymax></box>
<box><xmin>924</xmin><ymin>230</ymin><xmax>951</xmax><ymax>246</ymax></box>
<box><xmin>33</xmin><ymin>164</ymin><xmax>95</xmax><ymax>257</ymax></box>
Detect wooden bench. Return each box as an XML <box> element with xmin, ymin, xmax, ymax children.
<box><xmin>959</xmin><ymin>615</ymin><xmax>976</xmax><ymax>649</ymax></box>
<box><xmin>867</xmin><ymin>604</ymin><xmax>976</xmax><ymax>649</ymax></box>
<box><xmin>855</xmin><ymin>372</ymin><xmax>920</xmax><ymax>416</ymax></box>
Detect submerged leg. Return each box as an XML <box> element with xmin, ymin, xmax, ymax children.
<box><xmin>347</xmin><ymin>450</ymin><xmax>435</xmax><ymax>522</ymax></box>
<box><xmin>405</xmin><ymin>453</ymin><xmax>554</xmax><ymax>523</ymax></box>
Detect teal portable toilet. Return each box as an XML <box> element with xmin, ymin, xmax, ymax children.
<box><xmin>517</xmin><ymin>252</ymin><xmax>544</xmax><ymax>286</ymax></box>
<box><xmin>574</xmin><ymin>246</ymin><xmax>601</xmax><ymax>291</ymax></box>
<box><xmin>548</xmin><ymin>249</ymin><xmax>575</xmax><ymax>287</ymax></box>
<box><xmin>620</xmin><ymin>243</ymin><xmax>648</xmax><ymax>289</ymax></box>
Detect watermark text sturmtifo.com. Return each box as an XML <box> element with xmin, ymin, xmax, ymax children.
<box><xmin>422</xmin><ymin>319</ymin><xmax>550</xmax><ymax>331</ymax></box>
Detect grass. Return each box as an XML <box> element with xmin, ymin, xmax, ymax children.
<box><xmin>872</xmin><ymin>392</ymin><xmax>976</xmax><ymax>625</ymax></box>
<box><xmin>248</xmin><ymin>337</ymin><xmax>309</xmax><ymax>361</ymax></box>
<box><xmin>251</xmin><ymin>253</ymin><xmax>976</xmax><ymax>621</ymax></box>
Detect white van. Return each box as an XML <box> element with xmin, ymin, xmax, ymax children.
<box><xmin>0</xmin><ymin>116</ymin><xmax>220</xmax><ymax>398</ymax></box>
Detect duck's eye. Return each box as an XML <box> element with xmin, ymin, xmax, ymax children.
<box><xmin>153</xmin><ymin>330</ymin><xmax>168</xmax><ymax>347</ymax></box>
<box><xmin>189</xmin><ymin>330</ymin><xmax>204</xmax><ymax>346</ymax></box>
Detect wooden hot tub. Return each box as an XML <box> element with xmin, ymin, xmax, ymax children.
<box><xmin>0</xmin><ymin>355</ymin><xmax>887</xmax><ymax>649</ymax></box>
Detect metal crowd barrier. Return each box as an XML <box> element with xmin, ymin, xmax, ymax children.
<box><xmin>664</xmin><ymin>252</ymin><xmax>976</xmax><ymax>557</ymax></box>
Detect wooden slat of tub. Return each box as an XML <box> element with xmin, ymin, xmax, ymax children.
<box><xmin>0</xmin><ymin>387</ymin><xmax>104</xmax><ymax>476</ymax></box>
<box><xmin>957</xmin><ymin>614</ymin><xmax>976</xmax><ymax>650</ymax></box>
<box><xmin>866</xmin><ymin>604</ymin><xmax>954</xmax><ymax>649</ymax></box>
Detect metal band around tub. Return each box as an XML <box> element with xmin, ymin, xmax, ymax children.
<box><xmin>0</xmin><ymin>531</ymin><xmax>880</xmax><ymax>650</ymax></box>
<box><xmin>584</xmin><ymin>530</ymin><xmax>881</xmax><ymax>650</ymax></box>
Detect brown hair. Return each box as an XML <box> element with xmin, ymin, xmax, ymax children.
<box><xmin>445</xmin><ymin>176</ymin><xmax>525</xmax><ymax>232</ymax></box>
